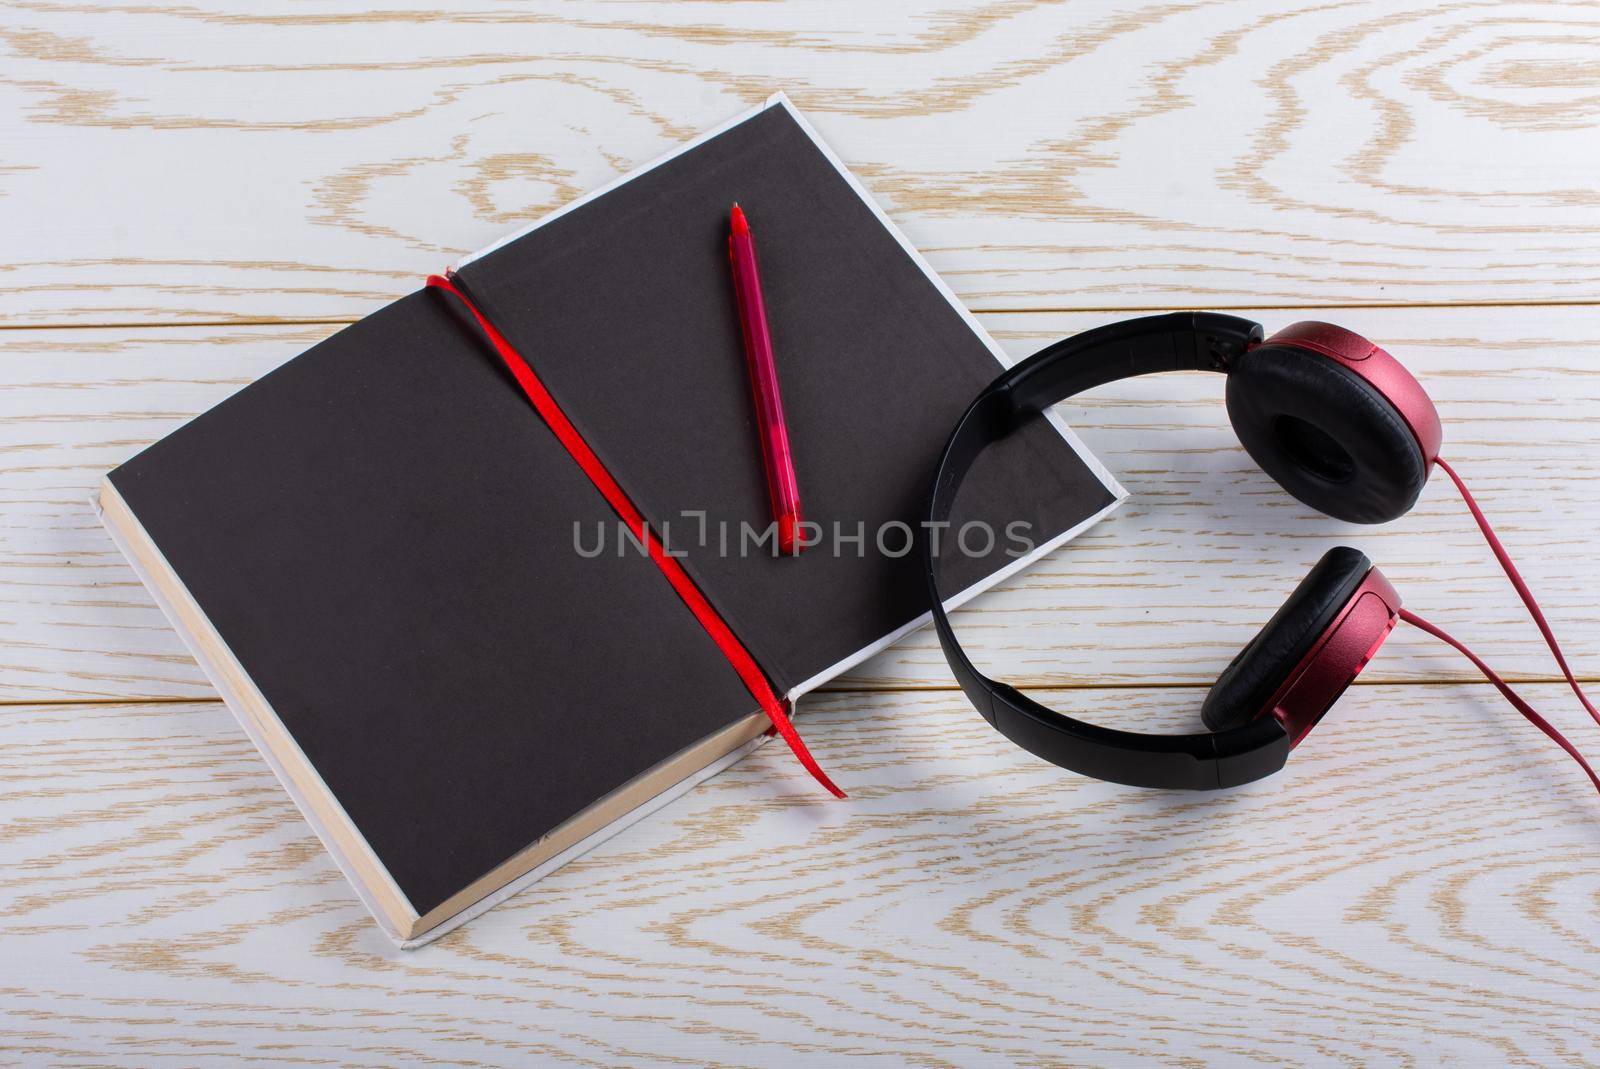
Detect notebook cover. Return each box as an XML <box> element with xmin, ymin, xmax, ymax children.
<box><xmin>104</xmin><ymin>96</ymin><xmax>1121</xmax><ymax>928</ymax></box>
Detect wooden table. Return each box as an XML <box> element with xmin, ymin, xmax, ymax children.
<box><xmin>4</xmin><ymin>3</ymin><xmax>1599</xmax><ymax>1065</ymax></box>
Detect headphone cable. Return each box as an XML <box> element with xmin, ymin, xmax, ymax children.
<box><xmin>1434</xmin><ymin>455</ymin><xmax>1600</xmax><ymax>731</ymax></box>
<box><xmin>1399</xmin><ymin>607</ymin><xmax>1600</xmax><ymax>797</ymax></box>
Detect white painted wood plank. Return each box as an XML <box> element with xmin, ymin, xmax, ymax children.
<box><xmin>2</xmin><ymin>687</ymin><xmax>1596</xmax><ymax>1065</ymax></box>
<box><xmin>3</xmin><ymin>1</ymin><xmax>1599</xmax><ymax>324</ymax></box>
<box><xmin>2</xmin><ymin>306</ymin><xmax>1597</xmax><ymax>701</ymax></box>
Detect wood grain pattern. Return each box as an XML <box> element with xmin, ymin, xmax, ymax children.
<box><xmin>3</xmin><ymin>1</ymin><xmax>1599</xmax><ymax>324</ymax></box>
<box><xmin>3</xmin><ymin>687</ymin><xmax>1598</xmax><ymax>1066</ymax></box>
<box><xmin>5</xmin><ymin>2</ymin><xmax>1600</xmax><ymax>1063</ymax></box>
<box><xmin>2</xmin><ymin>306</ymin><xmax>1594</xmax><ymax>701</ymax></box>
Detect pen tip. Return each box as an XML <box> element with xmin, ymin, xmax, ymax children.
<box><xmin>730</xmin><ymin>202</ymin><xmax>749</xmax><ymax>236</ymax></box>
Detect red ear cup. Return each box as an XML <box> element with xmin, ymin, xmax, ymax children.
<box><xmin>1225</xmin><ymin>323</ymin><xmax>1442</xmax><ymax>524</ymax></box>
<box><xmin>1262</xmin><ymin>563</ymin><xmax>1401</xmax><ymax>746</ymax></box>
<box><xmin>1262</xmin><ymin>322</ymin><xmax>1442</xmax><ymax>463</ymax></box>
<box><xmin>1202</xmin><ymin>548</ymin><xmax>1401</xmax><ymax>744</ymax></box>
<box><xmin>1203</xmin><ymin>547</ymin><xmax>1373</xmax><ymax>731</ymax></box>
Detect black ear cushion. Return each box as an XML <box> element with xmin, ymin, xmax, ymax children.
<box><xmin>1226</xmin><ymin>344</ymin><xmax>1427</xmax><ymax>524</ymax></box>
<box><xmin>1201</xmin><ymin>547</ymin><xmax>1372</xmax><ymax>732</ymax></box>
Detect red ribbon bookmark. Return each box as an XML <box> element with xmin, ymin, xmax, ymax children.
<box><xmin>426</xmin><ymin>273</ymin><xmax>844</xmax><ymax>798</ymax></box>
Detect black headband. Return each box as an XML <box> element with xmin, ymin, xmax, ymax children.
<box><xmin>922</xmin><ymin>312</ymin><xmax>1292</xmax><ymax>790</ymax></box>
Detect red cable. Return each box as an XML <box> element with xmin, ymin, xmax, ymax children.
<box><xmin>1399</xmin><ymin>608</ymin><xmax>1600</xmax><ymax>797</ymax></box>
<box><xmin>1434</xmin><ymin>456</ymin><xmax>1600</xmax><ymax>731</ymax></box>
<box><xmin>426</xmin><ymin>273</ymin><xmax>844</xmax><ymax>798</ymax></box>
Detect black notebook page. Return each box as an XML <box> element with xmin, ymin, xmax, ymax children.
<box><xmin>456</xmin><ymin>103</ymin><xmax>1116</xmax><ymax>695</ymax></box>
<box><xmin>110</xmin><ymin>291</ymin><xmax>758</xmax><ymax>916</ymax></box>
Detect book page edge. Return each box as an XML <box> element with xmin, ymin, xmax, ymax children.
<box><xmin>94</xmin><ymin>477</ymin><xmax>419</xmax><ymax>943</ymax></box>
<box><xmin>400</xmin><ymin>716</ymin><xmax>777</xmax><ymax>948</ymax></box>
<box><xmin>98</xmin><ymin>476</ymin><xmax>784</xmax><ymax>948</ymax></box>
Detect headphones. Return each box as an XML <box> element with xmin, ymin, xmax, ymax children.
<box><xmin>922</xmin><ymin>312</ymin><xmax>1600</xmax><ymax>793</ymax></box>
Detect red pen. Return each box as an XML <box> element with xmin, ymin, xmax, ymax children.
<box><xmin>728</xmin><ymin>203</ymin><xmax>805</xmax><ymax>555</ymax></box>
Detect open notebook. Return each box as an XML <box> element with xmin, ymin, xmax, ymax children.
<box><xmin>98</xmin><ymin>94</ymin><xmax>1123</xmax><ymax>947</ymax></box>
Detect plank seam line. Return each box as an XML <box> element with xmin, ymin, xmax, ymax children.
<box><xmin>6</xmin><ymin>298</ymin><xmax>1600</xmax><ymax>333</ymax></box>
<box><xmin>6</xmin><ymin>675</ymin><xmax>1599</xmax><ymax>709</ymax></box>
<box><xmin>825</xmin><ymin>676</ymin><xmax>1600</xmax><ymax>692</ymax></box>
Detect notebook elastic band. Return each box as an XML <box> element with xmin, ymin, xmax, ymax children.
<box><xmin>426</xmin><ymin>273</ymin><xmax>844</xmax><ymax>798</ymax></box>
